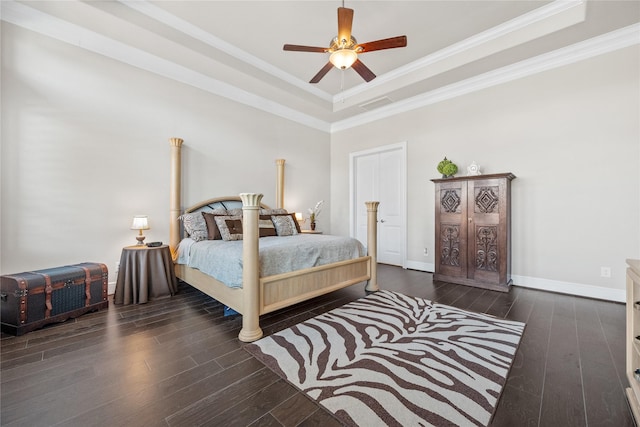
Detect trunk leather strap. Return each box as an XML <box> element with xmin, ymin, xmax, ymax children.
<box><xmin>7</xmin><ymin>276</ymin><xmax>30</xmax><ymax>325</ymax></box>
<box><xmin>30</xmin><ymin>272</ymin><xmax>54</xmax><ymax>319</ymax></box>
<box><xmin>81</xmin><ymin>266</ymin><xmax>92</xmax><ymax>306</ymax></box>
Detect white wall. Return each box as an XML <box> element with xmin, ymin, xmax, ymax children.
<box><xmin>331</xmin><ymin>46</ymin><xmax>640</xmax><ymax>301</ymax></box>
<box><xmin>1</xmin><ymin>24</ymin><xmax>330</xmax><ymax>283</ymax></box>
<box><xmin>3</xmin><ymin>20</ymin><xmax>638</xmax><ymax>302</ymax></box>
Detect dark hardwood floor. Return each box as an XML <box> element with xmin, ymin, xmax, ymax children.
<box><xmin>1</xmin><ymin>265</ymin><xmax>633</xmax><ymax>426</ymax></box>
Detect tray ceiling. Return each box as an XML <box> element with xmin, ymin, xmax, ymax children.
<box><xmin>2</xmin><ymin>1</ymin><xmax>639</xmax><ymax>132</ymax></box>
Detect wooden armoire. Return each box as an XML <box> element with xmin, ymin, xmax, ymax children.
<box><xmin>431</xmin><ymin>173</ymin><xmax>515</xmax><ymax>292</ymax></box>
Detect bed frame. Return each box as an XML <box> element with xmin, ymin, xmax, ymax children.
<box><xmin>168</xmin><ymin>138</ymin><xmax>379</xmax><ymax>342</ymax></box>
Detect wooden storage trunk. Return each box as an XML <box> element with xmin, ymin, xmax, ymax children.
<box><xmin>1</xmin><ymin>262</ymin><xmax>108</xmax><ymax>336</ymax></box>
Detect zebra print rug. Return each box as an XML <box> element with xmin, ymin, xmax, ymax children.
<box><xmin>245</xmin><ymin>290</ymin><xmax>525</xmax><ymax>426</ymax></box>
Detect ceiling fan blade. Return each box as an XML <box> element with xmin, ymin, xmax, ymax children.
<box><xmin>352</xmin><ymin>59</ymin><xmax>376</xmax><ymax>82</ymax></box>
<box><xmin>337</xmin><ymin>7</ymin><xmax>354</xmax><ymax>45</ymax></box>
<box><xmin>357</xmin><ymin>36</ymin><xmax>407</xmax><ymax>53</ymax></box>
<box><xmin>310</xmin><ymin>62</ymin><xmax>334</xmax><ymax>84</ymax></box>
<box><xmin>283</xmin><ymin>44</ymin><xmax>328</xmax><ymax>53</ymax></box>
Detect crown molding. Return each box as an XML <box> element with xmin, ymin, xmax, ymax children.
<box><xmin>121</xmin><ymin>0</ymin><xmax>589</xmax><ymax>112</ymax></box>
<box><xmin>333</xmin><ymin>0</ymin><xmax>587</xmax><ymax>109</ymax></box>
<box><xmin>331</xmin><ymin>23</ymin><xmax>640</xmax><ymax>133</ymax></box>
<box><xmin>2</xmin><ymin>1</ymin><xmax>637</xmax><ymax>134</ymax></box>
<box><xmin>118</xmin><ymin>0</ymin><xmax>333</xmax><ymax>103</ymax></box>
<box><xmin>0</xmin><ymin>0</ymin><xmax>332</xmax><ymax>132</ymax></box>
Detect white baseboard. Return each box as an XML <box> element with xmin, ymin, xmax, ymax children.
<box><xmin>400</xmin><ymin>262</ymin><xmax>625</xmax><ymax>303</ymax></box>
<box><xmin>511</xmin><ymin>274</ymin><xmax>625</xmax><ymax>303</ymax></box>
<box><xmin>404</xmin><ymin>260</ymin><xmax>434</xmax><ymax>273</ymax></box>
<box><xmin>107</xmin><ymin>265</ymin><xmax>624</xmax><ymax>303</ymax></box>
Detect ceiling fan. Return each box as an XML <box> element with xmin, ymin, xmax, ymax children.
<box><xmin>283</xmin><ymin>6</ymin><xmax>407</xmax><ymax>84</ymax></box>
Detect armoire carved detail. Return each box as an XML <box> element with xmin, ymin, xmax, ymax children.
<box><xmin>441</xmin><ymin>189</ymin><xmax>461</xmax><ymax>213</ymax></box>
<box><xmin>475</xmin><ymin>226</ymin><xmax>498</xmax><ymax>272</ymax></box>
<box><xmin>432</xmin><ymin>173</ymin><xmax>515</xmax><ymax>292</ymax></box>
<box><xmin>440</xmin><ymin>224</ymin><xmax>460</xmax><ymax>266</ymax></box>
<box><xmin>475</xmin><ymin>186</ymin><xmax>499</xmax><ymax>213</ymax></box>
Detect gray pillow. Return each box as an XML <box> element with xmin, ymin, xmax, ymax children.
<box><xmin>179</xmin><ymin>213</ymin><xmax>207</xmax><ymax>241</ymax></box>
<box><xmin>272</xmin><ymin>215</ymin><xmax>299</xmax><ymax>236</ymax></box>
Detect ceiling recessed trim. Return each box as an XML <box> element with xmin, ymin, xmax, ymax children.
<box><xmin>2</xmin><ymin>1</ymin><xmax>636</xmax><ymax>135</ymax></box>
<box><xmin>359</xmin><ymin>97</ymin><xmax>393</xmax><ymax>111</ymax></box>
<box><xmin>121</xmin><ymin>0</ymin><xmax>587</xmax><ymax>112</ymax></box>
<box><xmin>119</xmin><ymin>0</ymin><xmax>333</xmax><ymax>102</ymax></box>
<box><xmin>332</xmin><ymin>0</ymin><xmax>587</xmax><ymax>110</ymax></box>
<box><xmin>1</xmin><ymin>0</ymin><xmax>331</xmax><ymax>132</ymax></box>
<box><xmin>331</xmin><ymin>23</ymin><xmax>640</xmax><ymax>133</ymax></box>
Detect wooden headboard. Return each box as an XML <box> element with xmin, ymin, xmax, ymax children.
<box><xmin>168</xmin><ymin>137</ymin><xmax>285</xmax><ymax>258</ymax></box>
<box><xmin>184</xmin><ymin>196</ymin><xmax>271</xmax><ymax>214</ymax></box>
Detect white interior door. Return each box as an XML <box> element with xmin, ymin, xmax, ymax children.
<box><xmin>350</xmin><ymin>142</ymin><xmax>406</xmax><ymax>267</ymax></box>
<box><xmin>354</xmin><ymin>154</ymin><xmax>377</xmax><ymax>249</ymax></box>
<box><xmin>378</xmin><ymin>149</ymin><xmax>403</xmax><ymax>265</ymax></box>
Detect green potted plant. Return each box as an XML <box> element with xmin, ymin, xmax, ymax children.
<box><xmin>437</xmin><ymin>157</ymin><xmax>458</xmax><ymax>178</ymax></box>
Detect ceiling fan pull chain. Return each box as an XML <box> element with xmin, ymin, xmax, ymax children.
<box><xmin>340</xmin><ymin>70</ymin><xmax>346</xmax><ymax>103</ymax></box>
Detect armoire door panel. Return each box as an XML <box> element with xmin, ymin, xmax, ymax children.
<box><xmin>438</xmin><ymin>222</ymin><xmax>467</xmax><ymax>278</ymax></box>
<box><xmin>434</xmin><ymin>180</ymin><xmax>467</xmax><ymax>279</ymax></box>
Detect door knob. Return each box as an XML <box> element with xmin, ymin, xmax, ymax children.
<box><xmin>380</xmin><ymin>219</ymin><xmax>386</xmax><ymax>223</ymax></box>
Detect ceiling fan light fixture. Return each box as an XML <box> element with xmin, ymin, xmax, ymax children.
<box><xmin>282</xmin><ymin>7</ymin><xmax>406</xmax><ymax>83</ymax></box>
<box><xmin>330</xmin><ymin>49</ymin><xmax>357</xmax><ymax>69</ymax></box>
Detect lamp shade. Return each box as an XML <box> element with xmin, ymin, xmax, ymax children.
<box><xmin>330</xmin><ymin>49</ymin><xmax>358</xmax><ymax>69</ymax></box>
<box><xmin>131</xmin><ymin>215</ymin><xmax>150</xmax><ymax>230</ymax></box>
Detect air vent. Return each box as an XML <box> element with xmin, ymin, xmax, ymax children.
<box><xmin>358</xmin><ymin>96</ymin><xmax>393</xmax><ymax>111</ymax></box>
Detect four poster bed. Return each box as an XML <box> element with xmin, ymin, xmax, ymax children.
<box><xmin>168</xmin><ymin>138</ymin><xmax>379</xmax><ymax>342</ymax></box>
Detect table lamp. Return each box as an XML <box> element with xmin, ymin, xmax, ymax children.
<box><xmin>131</xmin><ymin>215</ymin><xmax>150</xmax><ymax>245</ymax></box>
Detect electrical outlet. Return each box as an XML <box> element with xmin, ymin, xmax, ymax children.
<box><xmin>423</xmin><ymin>248</ymin><xmax>428</xmax><ymax>256</ymax></box>
<box><xmin>115</xmin><ymin>261</ymin><xmax>120</xmax><ymax>274</ymax></box>
<box><xmin>600</xmin><ymin>267</ymin><xmax>611</xmax><ymax>278</ymax></box>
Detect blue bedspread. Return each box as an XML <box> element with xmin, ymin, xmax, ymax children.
<box><xmin>177</xmin><ymin>234</ymin><xmax>365</xmax><ymax>288</ymax></box>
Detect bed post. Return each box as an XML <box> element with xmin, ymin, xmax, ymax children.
<box><xmin>275</xmin><ymin>159</ymin><xmax>285</xmax><ymax>209</ymax></box>
<box><xmin>365</xmin><ymin>201</ymin><xmax>380</xmax><ymax>292</ymax></box>
<box><xmin>169</xmin><ymin>137</ymin><xmax>184</xmax><ymax>261</ymax></box>
<box><xmin>239</xmin><ymin>192</ymin><xmax>264</xmax><ymax>342</ymax></box>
